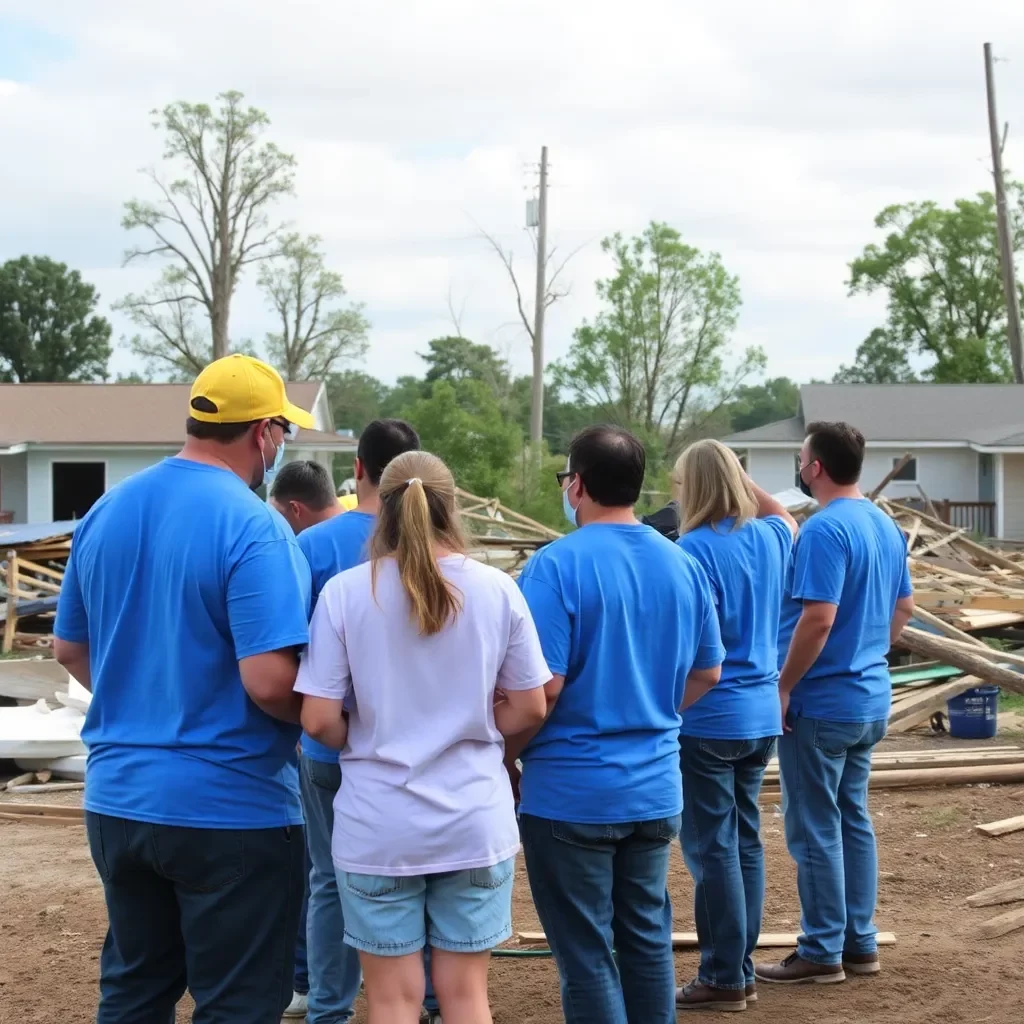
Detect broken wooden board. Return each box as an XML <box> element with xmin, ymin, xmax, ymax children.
<box><xmin>517</xmin><ymin>930</ymin><xmax>897</xmax><ymax>949</ymax></box>
<box><xmin>887</xmin><ymin>678</ymin><xmax>978</xmax><ymax>733</ymax></box>
<box><xmin>980</xmin><ymin>906</ymin><xmax>1024</xmax><ymax>939</ymax></box>
<box><xmin>967</xmin><ymin>877</ymin><xmax>1024</xmax><ymax>908</ymax></box>
<box><xmin>0</xmin><ymin>657</ymin><xmax>67</xmax><ymax>704</ymax></box>
<box><xmin>0</xmin><ymin>811</ymin><xmax>83</xmax><ymax>826</ymax></box>
<box><xmin>976</xmin><ymin>814</ymin><xmax>1024</xmax><ymax>837</ymax></box>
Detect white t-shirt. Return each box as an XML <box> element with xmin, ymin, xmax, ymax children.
<box><xmin>294</xmin><ymin>554</ymin><xmax>550</xmax><ymax>875</ymax></box>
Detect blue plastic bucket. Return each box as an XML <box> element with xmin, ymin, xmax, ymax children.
<box><xmin>946</xmin><ymin>686</ymin><xmax>1000</xmax><ymax>740</ymax></box>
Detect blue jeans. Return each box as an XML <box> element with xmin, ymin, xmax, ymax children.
<box><xmin>679</xmin><ymin>736</ymin><xmax>776</xmax><ymax>990</ymax></box>
<box><xmin>301</xmin><ymin>756</ymin><xmax>361</xmax><ymax>1023</ymax></box>
<box><xmin>85</xmin><ymin>812</ymin><xmax>304</xmax><ymax>1024</ymax></box>
<box><xmin>778</xmin><ymin>716</ymin><xmax>888</xmax><ymax>964</ymax></box>
<box><xmin>520</xmin><ymin>813</ymin><xmax>681</xmax><ymax>1024</ymax></box>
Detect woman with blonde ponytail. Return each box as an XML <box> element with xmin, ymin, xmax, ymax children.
<box><xmin>296</xmin><ymin>450</ymin><xmax>550</xmax><ymax>1024</ymax></box>
<box><xmin>671</xmin><ymin>439</ymin><xmax>798</xmax><ymax>1011</ymax></box>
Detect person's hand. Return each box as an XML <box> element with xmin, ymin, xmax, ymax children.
<box><xmin>504</xmin><ymin>759</ymin><xmax>521</xmax><ymax>803</ymax></box>
<box><xmin>780</xmin><ymin>690</ymin><xmax>791</xmax><ymax>733</ymax></box>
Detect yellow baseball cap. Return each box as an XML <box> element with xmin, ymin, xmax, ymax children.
<box><xmin>189</xmin><ymin>354</ymin><xmax>315</xmax><ymax>430</ymax></box>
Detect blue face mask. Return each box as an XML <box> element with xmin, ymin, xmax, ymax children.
<box><xmin>262</xmin><ymin>434</ymin><xmax>286</xmax><ymax>488</ymax></box>
<box><xmin>562</xmin><ymin>486</ymin><xmax>579</xmax><ymax>528</ymax></box>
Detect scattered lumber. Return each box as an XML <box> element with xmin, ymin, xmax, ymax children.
<box><xmin>761</xmin><ymin>761</ymin><xmax>1024</xmax><ymax>794</ymax></box>
<box><xmin>967</xmin><ymin>878</ymin><xmax>1024</xmax><ymax>908</ymax></box>
<box><xmin>517</xmin><ymin>930</ymin><xmax>896</xmax><ymax>949</ymax></box>
<box><xmin>980</xmin><ymin>906</ymin><xmax>1024</xmax><ymax>939</ymax></box>
<box><xmin>887</xmin><ymin>677</ymin><xmax>979</xmax><ymax>733</ymax></box>
<box><xmin>4</xmin><ymin>781</ymin><xmax>84</xmax><ymax>794</ymax></box>
<box><xmin>2</xmin><ymin>772</ymin><xmax>35</xmax><ymax>791</ymax></box>
<box><xmin>976</xmin><ymin>814</ymin><xmax>1024</xmax><ymax>837</ymax></box>
<box><xmin>897</xmin><ymin>629</ymin><xmax>1024</xmax><ymax>695</ymax></box>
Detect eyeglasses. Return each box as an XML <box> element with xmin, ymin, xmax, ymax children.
<box><xmin>272</xmin><ymin>419</ymin><xmax>300</xmax><ymax>441</ymax></box>
<box><xmin>555</xmin><ymin>470</ymin><xmax>576</xmax><ymax>486</ymax></box>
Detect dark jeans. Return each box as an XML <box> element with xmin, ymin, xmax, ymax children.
<box><xmin>679</xmin><ymin>735</ymin><xmax>776</xmax><ymax>990</ymax></box>
<box><xmin>85</xmin><ymin>812</ymin><xmax>305</xmax><ymax>1024</ymax></box>
<box><xmin>293</xmin><ymin>843</ymin><xmax>312</xmax><ymax>994</ymax></box>
<box><xmin>520</xmin><ymin>813</ymin><xmax>681</xmax><ymax>1024</ymax></box>
<box><xmin>778</xmin><ymin>716</ymin><xmax>888</xmax><ymax>964</ymax></box>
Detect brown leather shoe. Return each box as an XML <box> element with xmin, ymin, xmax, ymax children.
<box><xmin>745</xmin><ymin>983</ymin><xmax>757</xmax><ymax>1003</ymax></box>
<box><xmin>843</xmin><ymin>952</ymin><xmax>880</xmax><ymax>976</ymax></box>
<box><xmin>755</xmin><ymin>952</ymin><xmax>845</xmax><ymax>985</ymax></box>
<box><xmin>676</xmin><ymin>980</ymin><xmax>747</xmax><ymax>1011</ymax></box>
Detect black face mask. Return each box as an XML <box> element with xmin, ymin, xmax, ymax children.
<box><xmin>798</xmin><ymin>475</ymin><xmax>813</xmax><ymax>498</ymax></box>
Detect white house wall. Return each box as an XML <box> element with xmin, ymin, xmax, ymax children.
<box><xmin>0</xmin><ymin>453</ymin><xmax>29</xmax><ymax>523</ymax></box>
<box><xmin>26</xmin><ymin>448</ymin><xmax>176</xmax><ymax>523</ymax></box>
<box><xmin>1001</xmin><ymin>454</ymin><xmax>1024</xmax><ymax>540</ymax></box>
<box><xmin>744</xmin><ymin>446</ymin><xmax>981</xmax><ymax>502</ymax></box>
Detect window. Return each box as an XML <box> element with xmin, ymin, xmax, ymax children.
<box><xmin>891</xmin><ymin>456</ymin><xmax>917</xmax><ymax>483</ymax></box>
<box><xmin>734</xmin><ymin>449</ymin><xmax>748</xmax><ymax>471</ymax></box>
<box><xmin>52</xmin><ymin>462</ymin><xmax>106</xmax><ymax>521</ymax></box>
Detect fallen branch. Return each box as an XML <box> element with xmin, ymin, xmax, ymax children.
<box><xmin>897</xmin><ymin>627</ymin><xmax>1024</xmax><ymax>695</ymax></box>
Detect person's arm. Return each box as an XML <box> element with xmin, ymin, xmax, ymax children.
<box><xmin>778</xmin><ymin>601</ymin><xmax>838</xmax><ymax>697</ymax></box>
<box><xmin>501</xmin><ymin>675</ymin><xmax>564</xmax><ymax>761</ymax></box>
<box><xmin>681</xmin><ymin>665</ymin><xmax>721</xmax><ymax>709</ymax></box>
<box><xmin>239</xmin><ymin>650</ymin><xmax>303</xmax><ymax>723</ymax></box>
<box><xmin>54</xmin><ymin>638</ymin><xmax>92</xmax><ymax>693</ymax></box>
<box><xmin>891</xmin><ymin>595</ymin><xmax>915</xmax><ymax>646</ymax></box>
<box><xmin>228</xmin><ymin>537</ymin><xmax>312</xmax><ymax>724</ymax></box>
<box><xmin>294</xmin><ymin>580</ymin><xmax>352</xmax><ymax>749</ymax></box>
<box><xmin>53</xmin><ymin>547</ymin><xmax>93</xmax><ymax>691</ymax></box>
<box><xmin>747</xmin><ymin>475</ymin><xmax>798</xmax><ymax>537</ymax></box>
<box><xmin>503</xmin><ymin>560</ymin><xmax>571</xmax><ymax>764</ymax></box>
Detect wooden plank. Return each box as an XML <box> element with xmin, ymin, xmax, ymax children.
<box><xmin>0</xmin><ymin>803</ymin><xmax>84</xmax><ymax>818</ymax></box>
<box><xmin>2</xmin><ymin>772</ymin><xmax>35</xmax><ymax>791</ymax></box>
<box><xmin>966</xmin><ymin>877</ymin><xmax>1024</xmax><ymax>907</ymax></box>
<box><xmin>13</xmin><ymin>557</ymin><xmax>64</xmax><ymax>582</ymax></box>
<box><xmin>764</xmin><ymin>751</ymin><xmax>1024</xmax><ymax>778</ymax></box>
<box><xmin>907</xmin><ymin>607</ymin><xmax>991</xmax><ymax>649</ymax></box>
<box><xmin>0</xmin><ymin>811</ymin><xmax>83</xmax><ymax>826</ymax></box>
<box><xmin>976</xmin><ymin>814</ymin><xmax>1024</xmax><ymax>837</ymax></box>
<box><xmin>897</xmin><ymin>630</ymin><xmax>1024</xmax><ymax>695</ymax></box>
<box><xmin>2</xmin><ymin>550</ymin><xmax>17</xmax><ymax>654</ymax></box>
<box><xmin>517</xmin><ymin>931</ymin><xmax>896</xmax><ymax>949</ymax></box>
<box><xmin>980</xmin><ymin>906</ymin><xmax>1024</xmax><ymax>939</ymax></box>
<box><xmin>5</xmin><ymin>781</ymin><xmax>84</xmax><ymax>794</ymax></box>
<box><xmin>914</xmin><ymin>529</ymin><xmax>968</xmax><ymax>559</ymax></box>
<box><xmin>869</xmin><ymin>454</ymin><xmax>914</xmax><ymax>500</ymax></box>
<box><xmin>887</xmin><ymin>678</ymin><xmax>976</xmax><ymax>730</ymax></box>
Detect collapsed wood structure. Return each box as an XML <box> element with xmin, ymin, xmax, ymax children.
<box><xmin>1</xmin><ymin>525</ymin><xmax>75</xmax><ymax>654</ymax></box>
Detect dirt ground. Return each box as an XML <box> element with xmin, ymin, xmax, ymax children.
<box><xmin>1</xmin><ymin>748</ymin><xmax>1023</xmax><ymax>1024</ymax></box>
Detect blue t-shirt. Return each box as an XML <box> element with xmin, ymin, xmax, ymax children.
<box><xmin>517</xmin><ymin>523</ymin><xmax>724</xmax><ymax>824</ymax></box>
<box><xmin>296</xmin><ymin>510</ymin><xmax>376</xmax><ymax>763</ymax></box>
<box><xmin>777</xmin><ymin>498</ymin><xmax>912</xmax><ymax>723</ymax></box>
<box><xmin>678</xmin><ymin>516</ymin><xmax>793</xmax><ymax>740</ymax></box>
<box><xmin>54</xmin><ymin>458</ymin><xmax>312</xmax><ymax>829</ymax></box>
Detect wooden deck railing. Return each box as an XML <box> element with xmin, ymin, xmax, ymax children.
<box><xmin>934</xmin><ymin>500</ymin><xmax>996</xmax><ymax>537</ymax></box>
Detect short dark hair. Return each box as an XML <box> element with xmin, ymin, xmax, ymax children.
<box><xmin>358</xmin><ymin>419</ymin><xmax>420</xmax><ymax>485</ymax></box>
<box><xmin>185</xmin><ymin>417</ymin><xmax>257</xmax><ymax>442</ymax></box>
<box><xmin>805</xmin><ymin>421</ymin><xmax>865</xmax><ymax>486</ymax></box>
<box><xmin>270</xmin><ymin>460</ymin><xmax>336</xmax><ymax>511</ymax></box>
<box><xmin>568</xmin><ymin>425</ymin><xmax>646</xmax><ymax>507</ymax></box>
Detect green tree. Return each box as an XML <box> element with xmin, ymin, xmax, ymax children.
<box><xmin>553</xmin><ymin>222</ymin><xmax>763</xmax><ymax>454</ymax></box>
<box><xmin>260</xmin><ymin>234</ymin><xmax>369</xmax><ymax>380</ymax></box>
<box><xmin>326</xmin><ymin>370</ymin><xmax>389</xmax><ymax>433</ymax></box>
<box><xmin>725</xmin><ymin>376</ymin><xmax>801</xmax><ymax>432</ymax></box>
<box><xmin>832</xmin><ymin>328</ymin><xmax>918</xmax><ymax>384</ymax></box>
<box><xmin>399</xmin><ymin>379</ymin><xmax>521</xmax><ymax>498</ymax></box>
<box><xmin>117</xmin><ymin>91</ymin><xmax>296</xmax><ymax>377</ymax></box>
<box><xmin>846</xmin><ymin>188</ymin><xmax>1024</xmax><ymax>383</ymax></box>
<box><xmin>421</xmin><ymin>336</ymin><xmax>510</xmax><ymax>387</ymax></box>
<box><xmin>0</xmin><ymin>256</ymin><xmax>112</xmax><ymax>382</ymax></box>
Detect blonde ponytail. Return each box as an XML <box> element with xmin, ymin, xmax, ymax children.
<box><xmin>371</xmin><ymin>451</ymin><xmax>466</xmax><ymax>636</ymax></box>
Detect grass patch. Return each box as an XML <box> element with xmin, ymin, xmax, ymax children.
<box><xmin>919</xmin><ymin>806</ymin><xmax>963</xmax><ymax>829</ymax></box>
<box><xmin>1000</xmin><ymin>691</ymin><xmax>1024</xmax><ymax>713</ymax></box>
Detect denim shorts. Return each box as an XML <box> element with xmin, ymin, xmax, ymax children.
<box><xmin>337</xmin><ymin>857</ymin><xmax>515</xmax><ymax>956</ymax></box>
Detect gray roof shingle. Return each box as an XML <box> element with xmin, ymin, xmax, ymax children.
<box><xmin>721</xmin><ymin>384</ymin><xmax>1024</xmax><ymax>446</ymax></box>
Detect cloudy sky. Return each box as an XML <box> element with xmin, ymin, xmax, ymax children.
<box><xmin>2</xmin><ymin>1</ymin><xmax>1023</xmax><ymax>388</ymax></box>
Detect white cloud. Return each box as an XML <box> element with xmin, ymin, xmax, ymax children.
<box><xmin>1</xmin><ymin>0</ymin><xmax>1023</xmax><ymax>388</ymax></box>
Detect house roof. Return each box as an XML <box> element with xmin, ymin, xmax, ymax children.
<box><xmin>722</xmin><ymin>384</ymin><xmax>1024</xmax><ymax>446</ymax></box>
<box><xmin>0</xmin><ymin>381</ymin><xmax>351</xmax><ymax>449</ymax></box>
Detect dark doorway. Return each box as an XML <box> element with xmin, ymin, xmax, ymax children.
<box><xmin>52</xmin><ymin>462</ymin><xmax>106</xmax><ymax>521</ymax></box>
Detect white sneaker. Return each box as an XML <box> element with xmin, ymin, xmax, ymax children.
<box><xmin>283</xmin><ymin>991</ymin><xmax>308</xmax><ymax>1018</ymax></box>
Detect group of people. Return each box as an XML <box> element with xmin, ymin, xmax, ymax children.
<box><xmin>52</xmin><ymin>352</ymin><xmax>914</xmax><ymax>1024</ymax></box>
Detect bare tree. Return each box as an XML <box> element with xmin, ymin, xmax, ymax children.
<box><xmin>260</xmin><ymin>234</ymin><xmax>369</xmax><ymax>381</ymax></box>
<box><xmin>116</xmin><ymin>91</ymin><xmax>295</xmax><ymax>375</ymax></box>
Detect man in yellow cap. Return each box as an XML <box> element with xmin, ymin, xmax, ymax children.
<box><xmin>54</xmin><ymin>354</ymin><xmax>315</xmax><ymax>1024</ymax></box>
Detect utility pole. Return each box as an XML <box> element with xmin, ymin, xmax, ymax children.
<box><xmin>984</xmin><ymin>42</ymin><xmax>1024</xmax><ymax>384</ymax></box>
<box><xmin>530</xmin><ymin>146</ymin><xmax>549</xmax><ymax>445</ymax></box>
